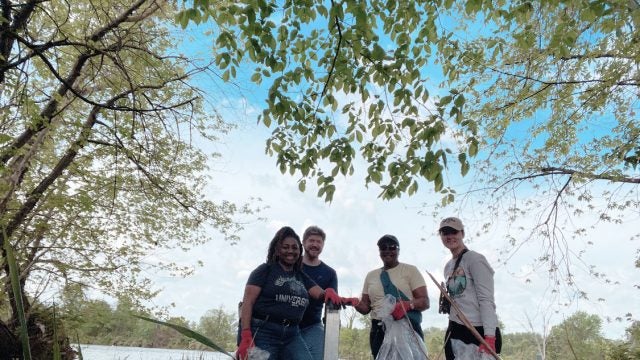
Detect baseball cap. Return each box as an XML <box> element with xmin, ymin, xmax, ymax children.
<box><xmin>377</xmin><ymin>234</ymin><xmax>399</xmax><ymax>246</ymax></box>
<box><xmin>439</xmin><ymin>217</ymin><xmax>464</xmax><ymax>231</ymax></box>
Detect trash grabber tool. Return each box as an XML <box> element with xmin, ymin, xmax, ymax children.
<box><xmin>427</xmin><ymin>271</ymin><xmax>501</xmax><ymax>360</ymax></box>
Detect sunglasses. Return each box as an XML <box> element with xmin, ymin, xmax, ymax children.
<box><xmin>439</xmin><ymin>228</ymin><xmax>460</xmax><ymax>236</ymax></box>
<box><xmin>378</xmin><ymin>244</ymin><xmax>399</xmax><ymax>251</ymax></box>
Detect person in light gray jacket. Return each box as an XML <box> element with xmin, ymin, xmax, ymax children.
<box><xmin>438</xmin><ymin>217</ymin><xmax>501</xmax><ymax>359</ymax></box>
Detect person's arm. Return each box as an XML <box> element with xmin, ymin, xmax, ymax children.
<box><xmin>329</xmin><ymin>268</ymin><xmax>338</xmax><ymax>292</ymax></box>
<box><xmin>407</xmin><ymin>265</ymin><xmax>429</xmax><ymax>311</ymax></box>
<box><xmin>308</xmin><ymin>285</ymin><xmax>324</xmax><ymax>299</ymax></box>
<box><xmin>410</xmin><ymin>285</ymin><xmax>429</xmax><ymax>311</ymax></box>
<box><xmin>354</xmin><ymin>294</ymin><xmax>371</xmax><ymax>315</ymax></box>
<box><xmin>308</xmin><ymin>285</ymin><xmax>342</xmax><ymax>305</ymax></box>
<box><xmin>237</xmin><ymin>284</ymin><xmax>260</xmax><ymax>360</ymax></box>
<box><xmin>240</xmin><ymin>285</ymin><xmax>261</xmax><ymax>330</ymax></box>
<box><xmin>469</xmin><ymin>254</ymin><xmax>498</xmax><ymax>336</ymax></box>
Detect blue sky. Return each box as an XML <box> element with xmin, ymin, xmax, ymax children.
<box><xmin>138</xmin><ymin>11</ymin><xmax>640</xmax><ymax>342</ymax></box>
<box><xmin>144</xmin><ymin>105</ymin><xmax>638</xmax><ymax>340</ymax></box>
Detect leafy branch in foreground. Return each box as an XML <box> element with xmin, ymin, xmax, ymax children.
<box><xmin>1</xmin><ymin>0</ymin><xmax>255</xmax><ymax>357</ymax></box>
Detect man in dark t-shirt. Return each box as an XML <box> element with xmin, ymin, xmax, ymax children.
<box><xmin>300</xmin><ymin>226</ymin><xmax>338</xmax><ymax>360</ymax></box>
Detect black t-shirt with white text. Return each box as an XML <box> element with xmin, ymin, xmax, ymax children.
<box><xmin>248</xmin><ymin>262</ymin><xmax>316</xmax><ymax>322</ymax></box>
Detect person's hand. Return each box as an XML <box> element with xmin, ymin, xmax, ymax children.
<box><xmin>236</xmin><ymin>329</ymin><xmax>254</xmax><ymax>360</ymax></box>
<box><xmin>391</xmin><ymin>300</ymin><xmax>413</xmax><ymax>320</ymax></box>
<box><xmin>341</xmin><ymin>297</ymin><xmax>360</xmax><ymax>306</ymax></box>
<box><xmin>324</xmin><ymin>288</ymin><xmax>341</xmax><ymax>305</ymax></box>
<box><xmin>478</xmin><ymin>335</ymin><xmax>496</xmax><ymax>354</ymax></box>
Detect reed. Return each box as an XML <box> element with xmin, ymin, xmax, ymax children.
<box><xmin>53</xmin><ymin>303</ymin><xmax>61</xmax><ymax>360</ymax></box>
<box><xmin>75</xmin><ymin>334</ymin><xmax>84</xmax><ymax>360</ymax></box>
<box><xmin>3</xmin><ymin>233</ymin><xmax>32</xmax><ymax>360</ymax></box>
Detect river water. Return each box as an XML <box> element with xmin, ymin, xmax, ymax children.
<box><xmin>76</xmin><ymin>344</ymin><xmax>231</xmax><ymax>360</ymax></box>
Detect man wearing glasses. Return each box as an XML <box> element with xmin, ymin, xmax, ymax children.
<box><xmin>439</xmin><ymin>217</ymin><xmax>501</xmax><ymax>359</ymax></box>
<box><xmin>353</xmin><ymin>234</ymin><xmax>429</xmax><ymax>358</ymax></box>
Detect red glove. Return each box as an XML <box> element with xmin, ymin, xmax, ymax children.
<box><xmin>236</xmin><ymin>329</ymin><xmax>254</xmax><ymax>360</ymax></box>
<box><xmin>478</xmin><ymin>335</ymin><xmax>496</xmax><ymax>354</ymax></box>
<box><xmin>341</xmin><ymin>297</ymin><xmax>360</xmax><ymax>306</ymax></box>
<box><xmin>391</xmin><ymin>300</ymin><xmax>413</xmax><ymax>320</ymax></box>
<box><xmin>324</xmin><ymin>288</ymin><xmax>341</xmax><ymax>305</ymax></box>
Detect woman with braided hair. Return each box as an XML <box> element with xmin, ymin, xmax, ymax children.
<box><xmin>236</xmin><ymin>226</ymin><xmax>344</xmax><ymax>360</ymax></box>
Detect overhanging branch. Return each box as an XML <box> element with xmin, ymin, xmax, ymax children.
<box><xmin>540</xmin><ymin>166</ymin><xmax>640</xmax><ymax>184</ymax></box>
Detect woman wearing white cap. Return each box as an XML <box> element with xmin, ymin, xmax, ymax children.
<box><xmin>438</xmin><ymin>217</ymin><xmax>501</xmax><ymax>359</ymax></box>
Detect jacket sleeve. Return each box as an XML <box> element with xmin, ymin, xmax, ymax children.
<box><xmin>468</xmin><ymin>253</ymin><xmax>498</xmax><ymax>336</ymax></box>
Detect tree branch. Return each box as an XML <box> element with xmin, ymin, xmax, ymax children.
<box><xmin>0</xmin><ymin>0</ymin><xmax>161</xmax><ymax>166</ymax></box>
<box><xmin>0</xmin><ymin>94</ymin><xmax>121</xmax><ymax>248</ymax></box>
<box><xmin>0</xmin><ymin>0</ymin><xmax>38</xmax><ymax>83</ymax></box>
<box><xmin>540</xmin><ymin>166</ymin><xmax>640</xmax><ymax>184</ymax></box>
<box><xmin>313</xmin><ymin>0</ymin><xmax>343</xmax><ymax>117</ymax></box>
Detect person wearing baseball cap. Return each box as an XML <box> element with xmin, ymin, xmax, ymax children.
<box><xmin>353</xmin><ymin>234</ymin><xmax>430</xmax><ymax>358</ymax></box>
<box><xmin>438</xmin><ymin>217</ymin><xmax>502</xmax><ymax>359</ymax></box>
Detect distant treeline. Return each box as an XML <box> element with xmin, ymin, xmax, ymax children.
<box><xmin>60</xmin><ymin>297</ymin><xmax>639</xmax><ymax>360</ymax></box>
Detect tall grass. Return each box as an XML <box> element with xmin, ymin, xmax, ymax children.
<box><xmin>52</xmin><ymin>303</ymin><xmax>61</xmax><ymax>360</ymax></box>
<box><xmin>3</xmin><ymin>232</ymin><xmax>32</xmax><ymax>360</ymax></box>
<box><xmin>75</xmin><ymin>334</ymin><xmax>84</xmax><ymax>360</ymax></box>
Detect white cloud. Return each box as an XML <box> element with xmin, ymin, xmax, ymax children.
<box><xmin>142</xmin><ymin>36</ymin><xmax>639</xmax><ymax>341</ymax></box>
<box><xmin>147</xmin><ymin>117</ymin><xmax>637</xmax><ymax>341</ymax></box>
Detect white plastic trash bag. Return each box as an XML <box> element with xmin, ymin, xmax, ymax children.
<box><xmin>375</xmin><ymin>294</ymin><xmax>429</xmax><ymax>360</ymax></box>
<box><xmin>450</xmin><ymin>339</ymin><xmax>494</xmax><ymax>360</ymax></box>
<box><xmin>247</xmin><ymin>346</ymin><xmax>270</xmax><ymax>360</ymax></box>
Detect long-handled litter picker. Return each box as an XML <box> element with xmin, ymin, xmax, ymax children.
<box><xmin>427</xmin><ymin>272</ymin><xmax>502</xmax><ymax>360</ymax></box>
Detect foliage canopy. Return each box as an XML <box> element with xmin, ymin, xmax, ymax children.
<box><xmin>181</xmin><ymin>0</ymin><xmax>638</xmax><ymax>203</ymax></box>
<box><xmin>0</xmin><ymin>0</ymin><xmax>250</xmax><ymax>353</ymax></box>
<box><xmin>180</xmin><ymin>0</ymin><xmax>639</xmax><ymax>316</ymax></box>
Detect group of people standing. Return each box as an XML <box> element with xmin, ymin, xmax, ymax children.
<box><xmin>236</xmin><ymin>217</ymin><xmax>501</xmax><ymax>360</ymax></box>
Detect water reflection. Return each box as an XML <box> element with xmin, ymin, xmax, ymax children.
<box><xmin>75</xmin><ymin>344</ymin><xmax>230</xmax><ymax>360</ymax></box>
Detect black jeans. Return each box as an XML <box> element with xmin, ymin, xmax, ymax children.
<box><xmin>369</xmin><ymin>319</ymin><xmax>385</xmax><ymax>358</ymax></box>
<box><xmin>444</xmin><ymin>320</ymin><xmax>502</xmax><ymax>360</ymax></box>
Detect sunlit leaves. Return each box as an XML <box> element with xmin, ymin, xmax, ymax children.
<box><xmin>180</xmin><ymin>0</ymin><xmax>639</xmax><ymax>207</ymax></box>
<box><xmin>0</xmin><ymin>0</ymin><xmax>252</xmax><ymax>333</ymax></box>
<box><xmin>178</xmin><ymin>0</ymin><xmax>482</xmax><ymax>202</ymax></box>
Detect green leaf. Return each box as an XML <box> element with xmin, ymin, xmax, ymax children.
<box><xmin>434</xmin><ymin>173</ymin><xmax>443</xmax><ymax>192</ymax></box>
<box><xmin>371</xmin><ymin>44</ymin><xmax>386</xmax><ymax>61</ymax></box>
<box><xmin>408</xmin><ymin>181</ymin><xmax>418</xmax><ymax>195</ymax></box>
<box><xmin>133</xmin><ymin>315</ymin><xmax>234</xmax><ymax>358</ymax></box>
<box><xmin>251</xmin><ymin>72</ymin><xmax>262</xmax><ymax>83</ymax></box>
<box><xmin>179</xmin><ymin>12</ymin><xmax>190</xmax><ymax>29</ymax></box>
<box><xmin>468</xmin><ymin>139</ymin><xmax>478</xmax><ymax>157</ymax></box>
<box><xmin>370</xmin><ymin>170</ymin><xmax>382</xmax><ymax>184</ymax></box>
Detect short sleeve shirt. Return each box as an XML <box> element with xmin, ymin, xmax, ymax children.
<box><xmin>300</xmin><ymin>262</ymin><xmax>338</xmax><ymax>328</ymax></box>
<box><xmin>248</xmin><ymin>263</ymin><xmax>316</xmax><ymax>322</ymax></box>
<box><xmin>361</xmin><ymin>263</ymin><xmax>426</xmax><ymax>319</ymax></box>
